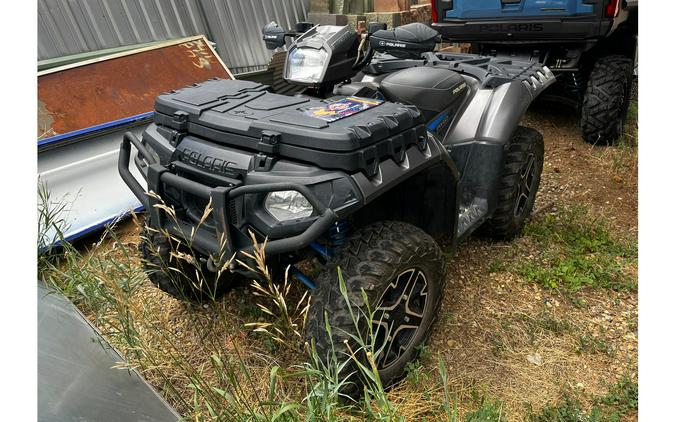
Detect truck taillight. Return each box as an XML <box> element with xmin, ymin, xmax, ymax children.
<box><xmin>605</xmin><ymin>0</ymin><xmax>619</xmax><ymax>18</ymax></box>
<box><xmin>431</xmin><ymin>0</ymin><xmax>438</xmax><ymax>23</ymax></box>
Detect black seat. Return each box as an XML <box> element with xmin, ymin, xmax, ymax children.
<box><xmin>379</xmin><ymin>67</ymin><xmax>468</xmax><ymax>120</ymax></box>
<box><xmin>370</xmin><ymin>23</ymin><xmax>440</xmax><ymax>58</ymax></box>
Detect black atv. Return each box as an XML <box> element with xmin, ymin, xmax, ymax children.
<box><xmin>119</xmin><ymin>21</ymin><xmax>554</xmax><ymax>394</ymax></box>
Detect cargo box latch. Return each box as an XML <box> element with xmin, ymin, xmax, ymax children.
<box><xmin>258</xmin><ymin>130</ymin><xmax>281</xmax><ymax>155</ymax></box>
<box><xmin>172</xmin><ymin>110</ymin><xmax>189</xmax><ymax>131</ymax></box>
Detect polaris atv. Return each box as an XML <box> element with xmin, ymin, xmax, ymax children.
<box><xmin>430</xmin><ymin>0</ymin><xmax>638</xmax><ymax>144</ymax></box>
<box><xmin>119</xmin><ymin>21</ymin><xmax>554</xmax><ymax>394</ymax></box>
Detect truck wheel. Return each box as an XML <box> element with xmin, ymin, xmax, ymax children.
<box><xmin>305</xmin><ymin>221</ymin><xmax>446</xmax><ymax>397</ymax></box>
<box><xmin>139</xmin><ymin>217</ymin><xmax>229</xmax><ymax>301</ymax></box>
<box><xmin>480</xmin><ymin>126</ymin><xmax>544</xmax><ymax>240</ymax></box>
<box><xmin>581</xmin><ymin>55</ymin><xmax>634</xmax><ymax>145</ymax></box>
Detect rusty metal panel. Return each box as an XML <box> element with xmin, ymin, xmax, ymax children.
<box><xmin>38</xmin><ymin>0</ymin><xmax>309</xmax><ymax>75</ymax></box>
<box><xmin>38</xmin><ymin>36</ymin><xmax>232</xmax><ymax>139</ymax></box>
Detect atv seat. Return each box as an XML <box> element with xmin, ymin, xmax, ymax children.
<box><xmin>379</xmin><ymin>66</ymin><xmax>468</xmax><ymax>121</ymax></box>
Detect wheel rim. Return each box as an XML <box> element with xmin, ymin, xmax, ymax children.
<box><xmin>372</xmin><ymin>268</ymin><xmax>428</xmax><ymax>370</ymax></box>
<box><xmin>514</xmin><ymin>152</ymin><xmax>537</xmax><ymax>218</ymax></box>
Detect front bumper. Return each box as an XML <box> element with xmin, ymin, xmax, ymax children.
<box><xmin>118</xmin><ymin>132</ymin><xmax>338</xmax><ymax>261</ymax></box>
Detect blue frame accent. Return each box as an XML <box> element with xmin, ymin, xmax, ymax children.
<box><xmin>427</xmin><ymin>112</ymin><xmax>448</xmax><ymax>132</ymax></box>
<box><xmin>38</xmin><ymin>111</ymin><xmax>154</xmax><ymax>147</ymax></box>
<box><xmin>309</xmin><ymin>241</ymin><xmax>333</xmax><ymax>259</ymax></box>
<box><xmin>290</xmin><ymin>266</ymin><xmax>317</xmax><ymax>289</ymax></box>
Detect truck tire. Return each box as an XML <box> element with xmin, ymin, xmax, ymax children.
<box><xmin>139</xmin><ymin>217</ymin><xmax>230</xmax><ymax>301</ymax></box>
<box><xmin>305</xmin><ymin>221</ymin><xmax>447</xmax><ymax>397</ymax></box>
<box><xmin>581</xmin><ymin>55</ymin><xmax>634</xmax><ymax>145</ymax></box>
<box><xmin>480</xmin><ymin>126</ymin><xmax>544</xmax><ymax>240</ymax></box>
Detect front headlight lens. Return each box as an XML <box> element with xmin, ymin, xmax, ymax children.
<box><xmin>286</xmin><ymin>48</ymin><xmax>327</xmax><ymax>84</ymax></box>
<box><xmin>264</xmin><ymin>190</ymin><xmax>314</xmax><ymax>221</ymax></box>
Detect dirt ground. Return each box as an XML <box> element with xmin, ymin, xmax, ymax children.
<box><xmin>424</xmin><ymin>104</ymin><xmax>638</xmax><ymax>419</ymax></box>
<box><xmin>70</xmin><ymin>100</ymin><xmax>638</xmax><ymax>421</ymax></box>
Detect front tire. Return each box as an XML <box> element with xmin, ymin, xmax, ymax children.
<box><xmin>305</xmin><ymin>221</ymin><xmax>446</xmax><ymax>397</ymax></box>
<box><xmin>480</xmin><ymin>126</ymin><xmax>544</xmax><ymax>240</ymax></box>
<box><xmin>581</xmin><ymin>55</ymin><xmax>634</xmax><ymax>145</ymax></box>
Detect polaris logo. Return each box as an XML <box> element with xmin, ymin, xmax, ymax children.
<box><xmin>178</xmin><ymin>147</ymin><xmax>237</xmax><ymax>176</ymax></box>
<box><xmin>452</xmin><ymin>82</ymin><xmax>467</xmax><ymax>95</ymax></box>
<box><xmin>479</xmin><ymin>23</ymin><xmax>544</xmax><ymax>33</ymax></box>
<box><xmin>378</xmin><ymin>41</ymin><xmax>407</xmax><ymax>48</ymax></box>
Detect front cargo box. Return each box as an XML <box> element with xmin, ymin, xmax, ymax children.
<box><xmin>154</xmin><ymin>79</ymin><xmax>428</xmax><ymax>176</ymax></box>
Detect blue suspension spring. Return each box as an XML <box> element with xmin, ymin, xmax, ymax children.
<box><xmin>328</xmin><ymin>219</ymin><xmax>349</xmax><ymax>247</ymax></box>
<box><xmin>296</xmin><ymin>220</ymin><xmax>350</xmax><ymax>289</ymax></box>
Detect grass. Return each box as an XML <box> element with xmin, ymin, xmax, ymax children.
<box><xmin>617</xmin><ymin>100</ymin><xmax>638</xmax><ymax>149</ymax></box>
<box><xmin>528</xmin><ymin>375</ymin><xmax>637</xmax><ymax>422</ymax></box>
<box><xmin>37</xmin><ymin>192</ymin><xmax>568</xmax><ymax>421</ymax></box>
<box><xmin>576</xmin><ymin>332</ymin><xmax>616</xmax><ymax>357</ymax></box>
<box><xmin>515</xmin><ymin>205</ymin><xmax>637</xmax><ymax>292</ymax></box>
<box><xmin>465</xmin><ymin>400</ymin><xmax>506</xmax><ymax>422</ymax></box>
<box><xmin>39</xmin><ymin>192</ymin><xmax>476</xmax><ymax>421</ymax></box>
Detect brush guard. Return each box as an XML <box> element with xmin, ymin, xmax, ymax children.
<box><xmin>118</xmin><ymin>132</ymin><xmax>338</xmax><ymax>264</ymax></box>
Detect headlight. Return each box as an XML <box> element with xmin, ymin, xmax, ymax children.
<box><xmin>264</xmin><ymin>190</ymin><xmax>314</xmax><ymax>221</ymax></box>
<box><xmin>286</xmin><ymin>48</ymin><xmax>327</xmax><ymax>84</ymax></box>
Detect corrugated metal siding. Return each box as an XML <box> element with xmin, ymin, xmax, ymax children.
<box><xmin>38</xmin><ymin>0</ymin><xmax>309</xmax><ymax>74</ymax></box>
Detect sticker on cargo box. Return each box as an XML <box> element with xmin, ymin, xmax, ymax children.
<box><xmin>304</xmin><ymin>97</ymin><xmax>383</xmax><ymax>122</ymax></box>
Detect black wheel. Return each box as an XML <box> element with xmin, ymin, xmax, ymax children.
<box><xmin>581</xmin><ymin>55</ymin><xmax>634</xmax><ymax>145</ymax></box>
<box><xmin>480</xmin><ymin>126</ymin><xmax>544</xmax><ymax>240</ymax></box>
<box><xmin>305</xmin><ymin>221</ymin><xmax>446</xmax><ymax>397</ymax></box>
<box><xmin>139</xmin><ymin>216</ymin><xmax>233</xmax><ymax>301</ymax></box>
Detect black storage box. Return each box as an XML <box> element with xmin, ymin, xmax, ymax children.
<box><xmin>154</xmin><ymin>78</ymin><xmax>428</xmax><ymax>176</ymax></box>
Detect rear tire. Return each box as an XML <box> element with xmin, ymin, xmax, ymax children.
<box><xmin>305</xmin><ymin>221</ymin><xmax>446</xmax><ymax>397</ymax></box>
<box><xmin>139</xmin><ymin>216</ymin><xmax>232</xmax><ymax>302</ymax></box>
<box><xmin>581</xmin><ymin>55</ymin><xmax>634</xmax><ymax>145</ymax></box>
<box><xmin>480</xmin><ymin>126</ymin><xmax>544</xmax><ymax>240</ymax></box>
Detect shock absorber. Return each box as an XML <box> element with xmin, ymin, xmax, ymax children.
<box><xmin>309</xmin><ymin>220</ymin><xmax>349</xmax><ymax>259</ymax></box>
<box><xmin>328</xmin><ymin>219</ymin><xmax>349</xmax><ymax>248</ymax></box>
<box><xmin>294</xmin><ymin>220</ymin><xmax>350</xmax><ymax>289</ymax></box>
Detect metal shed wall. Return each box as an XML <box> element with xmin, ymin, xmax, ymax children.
<box><xmin>38</xmin><ymin>0</ymin><xmax>309</xmax><ymax>74</ymax></box>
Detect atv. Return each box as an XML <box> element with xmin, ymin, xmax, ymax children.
<box><xmin>430</xmin><ymin>0</ymin><xmax>638</xmax><ymax>145</ymax></box>
<box><xmin>119</xmin><ymin>21</ymin><xmax>554</xmax><ymax>394</ymax></box>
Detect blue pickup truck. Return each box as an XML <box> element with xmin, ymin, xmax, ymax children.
<box><xmin>431</xmin><ymin>0</ymin><xmax>638</xmax><ymax>144</ymax></box>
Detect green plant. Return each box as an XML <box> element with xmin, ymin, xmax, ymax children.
<box><xmin>528</xmin><ymin>376</ymin><xmax>637</xmax><ymax>422</ymax></box>
<box><xmin>576</xmin><ymin>333</ymin><xmax>615</xmax><ymax>357</ymax></box>
<box><xmin>529</xmin><ymin>394</ymin><xmax>601</xmax><ymax>422</ymax></box>
<box><xmin>439</xmin><ymin>358</ymin><xmax>460</xmax><ymax>422</ymax></box>
<box><xmin>595</xmin><ymin>375</ymin><xmax>638</xmax><ymax>420</ymax></box>
<box><xmin>488</xmin><ymin>259</ymin><xmax>506</xmax><ymax>274</ymax></box>
<box><xmin>465</xmin><ymin>400</ymin><xmax>506</xmax><ymax>422</ymax></box>
<box><xmin>517</xmin><ymin>206</ymin><xmax>637</xmax><ymax>291</ymax></box>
